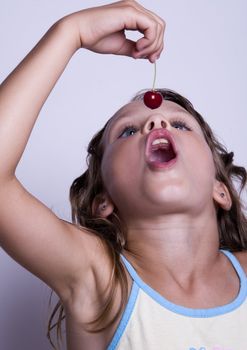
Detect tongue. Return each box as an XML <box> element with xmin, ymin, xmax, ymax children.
<box><xmin>149</xmin><ymin>144</ymin><xmax>175</xmax><ymax>163</ymax></box>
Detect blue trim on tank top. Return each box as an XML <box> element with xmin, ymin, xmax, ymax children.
<box><xmin>107</xmin><ymin>281</ymin><xmax>139</xmax><ymax>350</ymax></box>
<box><xmin>118</xmin><ymin>249</ymin><xmax>247</xmax><ymax>318</ymax></box>
<box><xmin>106</xmin><ymin>250</ymin><xmax>247</xmax><ymax>350</ymax></box>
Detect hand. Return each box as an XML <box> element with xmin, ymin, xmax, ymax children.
<box><xmin>65</xmin><ymin>0</ymin><xmax>165</xmax><ymax>63</ymax></box>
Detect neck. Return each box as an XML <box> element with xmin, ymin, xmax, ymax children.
<box><xmin>123</xmin><ymin>210</ymin><xmax>221</xmax><ymax>286</ymax></box>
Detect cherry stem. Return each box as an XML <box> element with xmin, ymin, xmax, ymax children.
<box><xmin>152</xmin><ymin>61</ymin><xmax>157</xmax><ymax>91</ymax></box>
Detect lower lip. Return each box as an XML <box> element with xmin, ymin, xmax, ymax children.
<box><xmin>146</xmin><ymin>156</ymin><xmax>178</xmax><ymax>170</ymax></box>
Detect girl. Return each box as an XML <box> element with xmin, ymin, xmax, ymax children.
<box><xmin>0</xmin><ymin>1</ymin><xmax>247</xmax><ymax>350</ymax></box>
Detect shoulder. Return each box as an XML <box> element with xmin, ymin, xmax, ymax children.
<box><xmin>233</xmin><ymin>251</ymin><xmax>247</xmax><ymax>276</ymax></box>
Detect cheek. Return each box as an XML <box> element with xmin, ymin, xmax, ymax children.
<box><xmin>184</xmin><ymin>139</ymin><xmax>216</xmax><ymax>187</ymax></box>
<box><xmin>101</xmin><ymin>142</ymin><xmax>141</xmax><ymax>199</ymax></box>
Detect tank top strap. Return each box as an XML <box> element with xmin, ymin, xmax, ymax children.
<box><xmin>120</xmin><ymin>249</ymin><xmax>247</xmax><ymax>318</ymax></box>
<box><xmin>120</xmin><ymin>249</ymin><xmax>247</xmax><ymax>285</ymax></box>
<box><xmin>120</xmin><ymin>253</ymin><xmax>140</xmax><ymax>283</ymax></box>
<box><xmin>220</xmin><ymin>249</ymin><xmax>247</xmax><ymax>279</ymax></box>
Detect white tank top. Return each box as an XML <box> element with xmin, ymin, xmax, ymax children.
<box><xmin>107</xmin><ymin>250</ymin><xmax>247</xmax><ymax>350</ymax></box>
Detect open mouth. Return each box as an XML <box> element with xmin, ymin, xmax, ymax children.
<box><xmin>149</xmin><ymin>142</ymin><xmax>176</xmax><ymax>163</ymax></box>
<box><xmin>145</xmin><ymin>129</ymin><xmax>177</xmax><ymax>169</ymax></box>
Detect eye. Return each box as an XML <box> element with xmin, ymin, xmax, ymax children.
<box><xmin>171</xmin><ymin>119</ymin><xmax>192</xmax><ymax>131</ymax></box>
<box><xmin>118</xmin><ymin>124</ymin><xmax>138</xmax><ymax>138</ymax></box>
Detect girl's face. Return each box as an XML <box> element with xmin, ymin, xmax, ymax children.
<box><xmin>101</xmin><ymin>100</ymin><xmax>217</xmax><ymax>222</ymax></box>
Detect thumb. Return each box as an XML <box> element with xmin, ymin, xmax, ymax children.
<box><xmin>115</xmin><ymin>38</ymin><xmax>139</xmax><ymax>58</ymax></box>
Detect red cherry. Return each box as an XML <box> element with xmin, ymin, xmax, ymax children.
<box><xmin>143</xmin><ymin>90</ymin><xmax>163</xmax><ymax>109</ymax></box>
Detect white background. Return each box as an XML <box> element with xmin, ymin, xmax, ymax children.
<box><xmin>0</xmin><ymin>0</ymin><xmax>247</xmax><ymax>349</ymax></box>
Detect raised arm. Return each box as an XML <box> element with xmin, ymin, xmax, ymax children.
<box><xmin>0</xmin><ymin>1</ymin><xmax>165</xmax><ymax>300</ymax></box>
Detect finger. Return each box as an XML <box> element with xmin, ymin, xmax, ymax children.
<box><xmin>128</xmin><ymin>1</ymin><xmax>166</xmax><ymax>56</ymax></box>
<box><xmin>110</xmin><ymin>0</ymin><xmax>166</xmax><ymax>35</ymax></box>
<box><xmin>148</xmin><ymin>43</ymin><xmax>164</xmax><ymax>63</ymax></box>
<box><xmin>121</xmin><ymin>7</ymin><xmax>161</xmax><ymax>46</ymax></box>
<box><xmin>136</xmin><ymin>18</ymin><xmax>162</xmax><ymax>54</ymax></box>
<box><xmin>148</xmin><ymin>16</ymin><xmax>165</xmax><ymax>52</ymax></box>
<box><xmin>126</xmin><ymin>1</ymin><xmax>166</xmax><ymax>38</ymax></box>
<box><xmin>136</xmin><ymin>37</ymin><xmax>163</xmax><ymax>62</ymax></box>
<box><xmin>108</xmin><ymin>1</ymin><xmax>165</xmax><ymax>60</ymax></box>
<box><xmin>134</xmin><ymin>21</ymin><xmax>164</xmax><ymax>59</ymax></box>
<box><xmin>135</xmin><ymin>22</ymin><xmax>159</xmax><ymax>52</ymax></box>
<box><xmin>152</xmin><ymin>24</ymin><xmax>165</xmax><ymax>57</ymax></box>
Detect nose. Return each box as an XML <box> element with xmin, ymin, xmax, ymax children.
<box><xmin>143</xmin><ymin>114</ymin><xmax>171</xmax><ymax>134</ymax></box>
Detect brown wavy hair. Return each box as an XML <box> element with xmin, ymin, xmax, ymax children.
<box><xmin>46</xmin><ymin>89</ymin><xmax>247</xmax><ymax>349</ymax></box>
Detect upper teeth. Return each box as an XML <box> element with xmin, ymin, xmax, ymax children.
<box><xmin>152</xmin><ymin>138</ymin><xmax>169</xmax><ymax>146</ymax></box>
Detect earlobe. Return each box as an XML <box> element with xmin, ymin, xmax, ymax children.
<box><xmin>92</xmin><ymin>193</ymin><xmax>115</xmax><ymax>218</ymax></box>
<box><xmin>213</xmin><ymin>181</ymin><xmax>232</xmax><ymax>211</ymax></box>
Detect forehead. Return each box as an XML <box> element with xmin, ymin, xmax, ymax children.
<box><xmin>103</xmin><ymin>100</ymin><xmax>201</xmax><ymax>143</ymax></box>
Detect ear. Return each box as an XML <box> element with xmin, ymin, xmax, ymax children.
<box><xmin>213</xmin><ymin>180</ymin><xmax>232</xmax><ymax>211</ymax></box>
<box><xmin>91</xmin><ymin>193</ymin><xmax>115</xmax><ymax>218</ymax></box>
